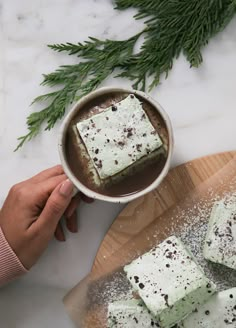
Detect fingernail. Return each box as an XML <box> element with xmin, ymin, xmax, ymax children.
<box><xmin>67</xmin><ymin>221</ymin><xmax>78</xmax><ymax>233</ymax></box>
<box><xmin>67</xmin><ymin>205</ymin><xmax>77</xmax><ymax>219</ymax></box>
<box><xmin>59</xmin><ymin>179</ymin><xmax>74</xmax><ymax>197</ymax></box>
<box><xmin>58</xmin><ymin>235</ymin><xmax>66</xmax><ymax>242</ymax></box>
<box><xmin>66</xmin><ymin>212</ymin><xmax>78</xmax><ymax>233</ymax></box>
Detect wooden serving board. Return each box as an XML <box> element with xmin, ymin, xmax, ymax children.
<box><xmin>64</xmin><ymin>151</ymin><xmax>236</xmax><ymax>327</ymax></box>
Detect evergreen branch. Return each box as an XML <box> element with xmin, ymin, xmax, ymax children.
<box><xmin>16</xmin><ymin>34</ymin><xmax>140</xmax><ymax>150</ymax></box>
<box><xmin>116</xmin><ymin>0</ymin><xmax>236</xmax><ymax>90</ymax></box>
<box><xmin>30</xmin><ymin>91</ymin><xmax>60</xmax><ymax>105</ymax></box>
<box><xmin>48</xmin><ymin>37</ymin><xmax>104</xmax><ymax>56</ymax></box>
<box><xmin>17</xmin><ymin>0</ymin><xmax>236</xmax><ymax>149</ymax></box>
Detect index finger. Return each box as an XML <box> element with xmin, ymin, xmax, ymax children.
<box><xmin>30</xmin><ymin>165</ymin><xmax>64</xmax><ymax>183</ymax></box>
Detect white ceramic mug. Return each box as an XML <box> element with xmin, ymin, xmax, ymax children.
<box><xmin>58</xmin><ymin>87</ymin><xmax>174</xmax><ymax>203</ymax></box>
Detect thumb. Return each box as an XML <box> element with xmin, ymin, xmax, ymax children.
<box><xmin>37</xmin><ymin>179</ymin><xmax>74</xmax><ymax>232</ymax></box>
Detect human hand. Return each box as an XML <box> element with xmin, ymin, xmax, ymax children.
<box><xmin>55</xmin><ymin>184</ymin><xmax>94</xmax><ymax>242</ymax></box>
<box><xmin>0</xmin><ymin>165</ymin><xmax>92</xmax><ymax>269</ymax></box>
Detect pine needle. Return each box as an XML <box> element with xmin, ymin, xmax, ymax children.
<box><xmin>16</xmin><ymin>0</ymin><xmax>236</xmax><ymax>150</ymax></box>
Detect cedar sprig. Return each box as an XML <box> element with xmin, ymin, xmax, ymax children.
<box><xmin>15</xmin><ymin>35</ymin><xmax>140</xmax><ymax>150</ymax></box>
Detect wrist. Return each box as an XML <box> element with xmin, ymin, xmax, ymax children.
<box><xmin>0</xmin><ymin>227</ymin><xmax>28</xmax><ymax>287</ymax></box>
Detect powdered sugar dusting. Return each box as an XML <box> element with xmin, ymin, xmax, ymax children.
<box><xmin>177</xmin><ymin>193</ymin><xmax>236</xmax><ymax>290</ymax></box>
<box><xmin>94</xmin><ymin>270</ymin><xmax>133</xmax><ymax>305</ymax></box>
<box><xmin>93</xmin><ymin>194</ymin><xmax>236</xmax><ymax>322</ymax></box>
<box><xmin>77</xmin><ymin>159</ymin><xmax>236</xmax><ymax>326</ymax></box>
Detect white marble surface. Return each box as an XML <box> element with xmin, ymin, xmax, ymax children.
<box><xmin>0</xmin><ymin>0</ymin><xmax>236</xmax><ymax>327</ymax></box>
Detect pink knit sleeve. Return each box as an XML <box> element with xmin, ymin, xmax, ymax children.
<box><xmin>0</xmin><ymin>227</ymin><xmax>27</xmax><ymax>287</ymax></box>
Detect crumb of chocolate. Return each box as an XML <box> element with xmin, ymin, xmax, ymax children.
<box><xmin>139</xmin><ymin>283</ymin><xmax>145</xmax><ymax>289</ymax></box>
<box><xmin>133</xmin><ymin>317</ymin><xmax>138</xmax><ymax>324</ymax></box>
<box><xmin>206</xmin><ymin>240</ymin><xmax>212</xmax><ymax>246</ymax></box>
<box><xmin>134</xmin><ymin>276</ymin><xmax>139</xmax><ymax>284</ymax></box>
<box><xmin>163</xmin><ymin>294</ymin><xmax>169</xmax><ymax>307</ymax></box>
<box><xmin>136</xmin><ymin>144</ymin><xmax>142</xmax><ymax>152</ymax></box>
<box><xmin>127</xmin><ymin>132</ymin><xmax>133</xmax><ymax>138</ymax></box>
<box><xmin>96</xmin><ymin>160</ymin><xmax>103</xmax><ymax>169</ymax></box>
